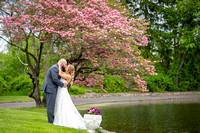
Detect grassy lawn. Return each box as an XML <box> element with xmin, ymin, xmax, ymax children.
<box><xmin>0</xmin><ymin>96</ymin><xmax>37</xmax><ymax>103</ymax></box>
<box><xmin>0</xmin><ymin>107</ymin><xmax>87</xmax><ymax>133</ymax></box>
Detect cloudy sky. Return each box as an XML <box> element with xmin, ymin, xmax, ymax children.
<box><xmin>0</xmin><ymin>39</ymin><xmax>7</xmax><ymax>53</ymax></box>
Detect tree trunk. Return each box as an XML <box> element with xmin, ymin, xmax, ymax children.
<box><xmin>28</xmin><ymin>71</ymin><xmax>43</xmax><ymax>106</ymax></box>
<box><xmin>33</xmin><ymin>74</ymin><xmax>43</xmax><ymax>106</ymax></box>
<box><xmin>42</xmin><ymin>95</ymin><xmax>47</xmax><ymax>107</ymax></box>
<box><xmin>175</xmin><ymin>54</ymin><xmax>185</xmax><ymax>87</ymax></box>
<box><xmin>175</xmin><ymin>75</ymin><xmax>179</xmax><ymax>87</ymax></box>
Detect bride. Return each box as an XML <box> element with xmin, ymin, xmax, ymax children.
<box><xmin>53</xmin><ymin>63</ymin><xmax>87</xmax><ymax>130</ymax></box>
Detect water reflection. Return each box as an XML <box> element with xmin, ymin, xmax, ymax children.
<box><xmin>79</xmin><ymin>98</ymin><xmax>200</xmax><ymax>133</ymax></box>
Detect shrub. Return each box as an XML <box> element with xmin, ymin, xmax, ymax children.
<box><xmin>145</xmin><ymin>74</ymin><xmax>177</xmax><ymax>92</ymax></box>
<box><xmin>8</xmin><ymin>75</ymin><xmax>33</xmax><ymax>95</ymax></box>
<box><xmin>178</xmin><ymin>79</ymin><xmax>200</xmax><ymax>91</ymax></box>
<box><xmin>88</xmin><ymin>76</ymin><xmax>132</xmax><ymax>93</ymax></box>
<box><xmin>102</xmin><ymin>76</ymin><xmax>129</xmax><ymax>93</ymax></box>
<box><xmin>69</xmin><ymin>85</ymin><xmax>86</xmax><ymax>95</ymax></box>
<box><xmin>0</xmin><ymin>76</ymin><xmax>8</xmax><ymax>95</ymax></box>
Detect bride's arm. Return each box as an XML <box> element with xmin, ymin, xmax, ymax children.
<box><xmin>58</xmin><ymin>64</ymin><xmax>71</xmax><ymax>82</ymax></box>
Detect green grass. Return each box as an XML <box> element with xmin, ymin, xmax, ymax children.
<box><xmin>0</xmin><ymin>107</ymin><xmax>87</xmax><ymax>133</ymax></box>
<box><xmin>0</xmin><ymin>96</ymin><xmax>34</xmax><ymax>103</ymax></box>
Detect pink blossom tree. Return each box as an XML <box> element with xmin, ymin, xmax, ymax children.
<box><xmin>49</xmin><ymin>0</ymin><xmax>157</xmax><ymax>92</ymax></box>
<box><xmin>0</xmin><ymin>0</ymin><xmax>157</xmax><ymax>106</ymax></box>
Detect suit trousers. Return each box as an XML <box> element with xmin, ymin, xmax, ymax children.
<box><xmin>45</xmin><ymin>92</ymin><xmax>57</xmax><ymax>123</ymax></box>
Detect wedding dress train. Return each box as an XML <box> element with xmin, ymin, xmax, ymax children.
<box><xmin>53</xmin><ymin>78</ymin><xmax>87</xmax><ymax>130</ymax></box>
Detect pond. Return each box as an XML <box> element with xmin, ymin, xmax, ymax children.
<box><xmin>79</xmin><ymin>98</ymin><xmax>200</xmax><ymax>133</ymax></box>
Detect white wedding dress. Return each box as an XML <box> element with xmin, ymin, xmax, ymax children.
<box><xmin>53</xmin><ymin>78</ymin><xmax>87</xmax><ymax>130</ymax></box>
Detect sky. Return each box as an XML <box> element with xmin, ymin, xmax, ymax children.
<box><xmin>0</xmin><ymin>39</ymin><xmax>8</xmax><ymax>53</ymax></box>
<box><xmin>0</xmin><ymin>22</ymin><xmax>8</xmax><ymax>53</ymax></box>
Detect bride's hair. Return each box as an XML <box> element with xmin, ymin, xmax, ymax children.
<box><xmin>68</xmin><ymin>64</ymin><xmax>75</xmax><ymax>85</ymax></box>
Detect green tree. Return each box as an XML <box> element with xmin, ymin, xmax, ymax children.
<box><xmin>0</xmin><ymin>50</ymin><xmax>30</xmax><ymax>95</ymax></box>
<box><xmin>127</xmin><ymin>0</ymin><xmax>200</xmax><ymax>91</ymax></box>
<box><xmin>162</xmin><ymin>0</ymin><xmax>200</xmax><ymax>88</ymax></box>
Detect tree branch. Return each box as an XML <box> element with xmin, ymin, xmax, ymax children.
<box><xmin>37</xmin><ymin>42</ymin><xmax>44</xmax><ymax>71</ymax></box>
<box><xmin>16</xmin><ymin>49</ymin><xmax>28</xmax><ymax>66</ymax></box>
<box><xmin>178</xmin><ymin>53</ymin><xmax>185</xmax><ymax>72</ymax></box>
<box><xmin>0</xmin><ymin>36</ymin><xmax>38</xmax><ymax>61</ymax></box>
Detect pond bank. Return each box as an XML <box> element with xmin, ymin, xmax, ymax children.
<box><xmin>72</xmin><ymin>91</ymin><xmax>200</xmax><ymax>106</ymax></box>
<box><xmin>1</xmin><ymin>91</ymin><xmax>200</xmax><ymax>108</ymax></box>
<box><xmin>71</xmin><ymin>91</ymin><xmax>200</xmax><ymax>99</ymax></box>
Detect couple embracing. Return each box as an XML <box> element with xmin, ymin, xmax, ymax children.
<box><xmin>41</xmin><ymin>59</ymin><xmax>87</xmax><ymax>130</ymax></box>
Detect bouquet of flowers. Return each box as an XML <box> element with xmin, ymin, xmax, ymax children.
<box><xmin>88</xmin><ymin>107</ymin><xmax>100</xmax><ymax>115</ymax></box>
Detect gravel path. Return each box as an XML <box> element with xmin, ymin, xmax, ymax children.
<box><xmin>1</xmin><ymin>92</ymin><xmax>200</xmax><ymax>108</ymax></box>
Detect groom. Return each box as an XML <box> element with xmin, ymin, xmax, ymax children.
<box><xmin>41</xmin><ymin>59</ymin><xmax>68</xmax><ymax>123</ymax></box>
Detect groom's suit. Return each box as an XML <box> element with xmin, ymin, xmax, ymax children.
<box><xmin>41</xmin><ymin>64</ymin><xmax>64</xmax><ymax>123</ymax></box>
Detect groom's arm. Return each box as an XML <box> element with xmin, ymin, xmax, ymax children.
<box><xmin>50</xmin><ymin>67</ymin><xmax>64</xmax><ymax>87</ymax></box>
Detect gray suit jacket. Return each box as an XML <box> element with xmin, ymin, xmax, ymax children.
<box><xmin>41</xmin><ymin>64</ymin><xmax>64</xmax><ymax>94</ymax></box>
